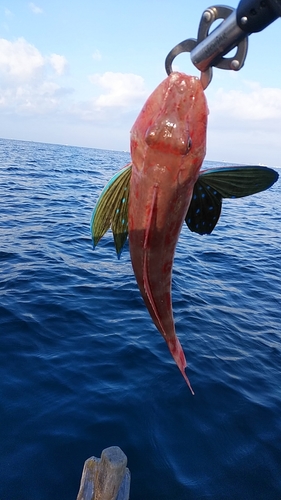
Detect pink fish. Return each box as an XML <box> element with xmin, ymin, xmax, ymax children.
<box><xmin>91</xmin><ymin>72</ymin><xmax>278</xmax><ymax>393</ymax></box>
<box><xmin>128</xmin><ymin>72</ymin><xmax>208</xmax><ymax>394</ymax></box>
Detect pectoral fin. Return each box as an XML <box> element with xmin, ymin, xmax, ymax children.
<box><xmin>185</xmin><ymin>178</ymin><xmax>222</xmax><ymax>235</ymax></box>
<box><xmin>185</xmin><ymin>165</ymin><xmax>279</xmax><ymax>235</ymax></box>
<box><xmin>91</xmin><ymin>163</ymin><xmax>132</xmax><ymax>257</ymax></box>
<box><xmin>91</xmin><ymin>164</ymin><xmax>278</xmax><ymax>246</ymax></box>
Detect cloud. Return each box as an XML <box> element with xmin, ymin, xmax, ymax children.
<box><xmin>92</xmin><ymin>49</ymin><xmax>102</xmax><ymax>61</ymax></box>
<box><xmin>205</xmin><ymin>81</ymin><xmax>281</xmax><ymax>165</ymax></box>
<box><xmin>28</xmin><ymin>2</ymin><xmax>43</xmax><ymax>14</ymax></box>
<box><xmin>0</xmin><ymin>37</ymin><xmax>146</xmax><ymax>129</ymax></box>
<box><xmin>0</xmin><ymin>37</ymin><xmax>44</xmax><ymax>82</ymax></box>
<box><xmin>65</xmin><ymin>71</ymin><xmax>148</xmax><ymax>137</ymax></box>
<box><xmin>70</xmin><ymin>71</ymin><xmax>148</xmax><ymax>125</ymax></box>
<box><xmin>0</xmin><ymin>36</ymin><xmax>146</xmax><ymax>116</ymax></box>
<box><xmin>0</xmin><ymin>37</ymin><xmax>70</xmax><ymax>114</ymax></box>
<box><xmin>48</xmin><ymin>54</ymin><xmax>68</xmax><ymax>76</ymax></box>
<box><xmin>210</xmin><ymin>82</ymin><xmax>281</xmax><ymax>121</ymax></box>
<box><xmin>89</xmin><ymin>71</ymin><xmax>146</xmax><ymax>108</ymax></box>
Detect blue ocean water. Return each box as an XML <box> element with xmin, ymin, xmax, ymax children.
<box><xmin>0</xmin><ymin>137</ymin><xmax>280</xmax><ymax>500</ymax></box>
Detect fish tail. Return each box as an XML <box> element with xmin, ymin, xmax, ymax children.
<box><xmin>167</xmin><ymin>337</ymin><xmax>194</xmax><ymax>395</ymax></box>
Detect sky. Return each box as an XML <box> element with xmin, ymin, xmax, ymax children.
<box><xmin>1</xmin><ymin>0</ymin><xmax>281</xmax><ymax>166</ymax></box>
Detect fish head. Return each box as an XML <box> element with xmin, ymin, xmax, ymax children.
<box><xmin>130</xmin><ymin>72</ymin><xmax>208</xmax><ymax>184</ymax></box>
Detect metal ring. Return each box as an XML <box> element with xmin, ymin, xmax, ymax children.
<box><xmin>165</xmin><ymin>38</ymin><xmax>213</xmax><ymax>89</ymax></box>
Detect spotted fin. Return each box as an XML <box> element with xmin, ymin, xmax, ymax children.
<box><xmin>185</xmin><ymin>165</ymin><xmax>279</xmax><ymax>235</ymax></box>
<box><xmin>91</xmin><ymin>164</ymin><xmax>132</xmax><ymax>257</ymax></box>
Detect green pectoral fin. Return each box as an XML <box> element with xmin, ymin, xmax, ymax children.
<box><xmin>185</xmin><ymin>165</ymin><xmax>279</xmax><ymax>235</ymax></box>
<box><xmin>198</xmin><ymin>165</ymin><xmax>279</xmax><ymax>198</ymax></box>
<box><xmin>91</xmin><ymin>163</ymin><xmax>132</xmax><ymax>257</ymax></box>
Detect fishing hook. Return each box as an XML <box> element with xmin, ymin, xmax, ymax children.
<box><xmin>165</xmin><ymin>0</ymin><xmax>281</xmax><ymax>89</ymax></box>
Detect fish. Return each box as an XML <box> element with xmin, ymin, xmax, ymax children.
<box><xmin>91</xmin><ymin>71</ymin><xmax>279</xmax><ymax>394</ymax></box>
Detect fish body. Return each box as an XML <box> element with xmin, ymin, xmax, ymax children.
<box><xmin>128</xmin><ymin>73</ymin><xmax>208</xmax><ymax>392</ymax></box>
<box><xmin>91</xmin><ymin>72</ymin><xmax>278</xmax><ymax>394</ymax></box>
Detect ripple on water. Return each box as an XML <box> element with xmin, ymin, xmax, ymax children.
<box><xmin>0</xmin><ymin>140</ymin><xmax>280</xmax><ymax>499</ymax></box>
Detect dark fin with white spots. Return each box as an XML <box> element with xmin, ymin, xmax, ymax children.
<box><xmin>91</xmin><ymin>164</ymin><xmax>132</xmax><ymax>258</ymax></box>
<box><xmin>186</xmin><ymin>165</ymin><xmax>279</xmax><ymax>235</ymax></box>
<box><xmin>185</xmin><ymin>177</ymin><xmax>222</xmax><ymax>235</ymax></box>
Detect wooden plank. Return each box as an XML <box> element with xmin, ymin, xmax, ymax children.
<box><xmin>76</xmin><ymin>446</ymin><xmax>130</xmax><ymax>500</ymax></box>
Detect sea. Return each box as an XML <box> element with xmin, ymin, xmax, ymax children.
<box><xmin>0</xmin><ymin>137</ymin><xmax>280</xmax><ymax>500</ymax></box>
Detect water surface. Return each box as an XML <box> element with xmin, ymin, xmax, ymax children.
<box><xmin>0</xmin><ymin>138</ymin><xmax>280</xmax><ymax>499</ymax></box>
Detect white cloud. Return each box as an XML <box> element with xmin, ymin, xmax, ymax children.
<box><xmin>28</xmin><ymin>2</ymin><xmax>43</xmax><ymax>14</ymax></box>
<box><xmin>0</xmin><ymin>37</ymin><xmax>44</xmax><ymax>81</ymax></box>
<box><xmin>92</xmin><ymin>49</ymin><xmax>102</xmax><ymax>61</ymax></box>
<box><xmin>0</xmin><ymin>38</ymin><xmax>147</xmax><ymax>126</ymax></box>
<box><xmin>211</xmin><ymin>82</ymin><xmax>281</xmax><ymax>121</ymax></box>
<box><xmin>205</xmin><ymin>82</ymin><xmax>281</xmax><ymax>165</ymax></box>
<box><xmin>48</xmin><ymin>53</ymin><xmax>68</xmax><ymax>76</ymax></box>
<box><xmin>0</xmin><ymin>37</ymin><xmax>146</xmax><ymax>129</ymax></box>
<box><xmin>89</xmin><ymin>71</ymin><xmax>146</xmax><ymax>108</ymax></box>
<box><xmin>0</xmin><ymin>37</ymin><xmax>70</xmax><ymax>114</ymax></box>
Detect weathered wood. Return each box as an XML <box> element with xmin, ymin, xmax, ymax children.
<box><xmin>76</xmin><ymin>446</ymin><xmax>130</xmax><ymax>500</ymax></box>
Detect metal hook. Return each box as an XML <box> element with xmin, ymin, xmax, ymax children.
<box><xmin>165</xmin><ymin>4</ymin><xmax>249</xmax><ymax>89</ymax></box>
<box><xmin>165</xmin><ymin>38</ymin><xmax>213</xmax><ymax>90</ymax></box>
